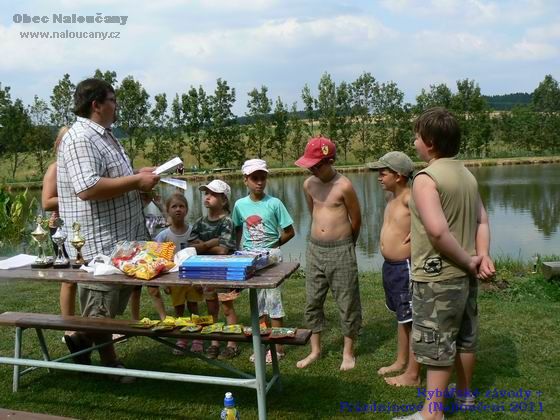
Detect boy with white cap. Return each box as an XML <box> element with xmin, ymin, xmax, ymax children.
<box><xmin>232</xmin><ymin>159</ymin><xmax>295</xmax><ymax>363</ymax></box>
<box><xmin>370</xmin><ymin>151</ymin><xmax>421</xmax><ymax>387</ymax></box>
<box><xmin>188</xmin><ymin>179</ymin><xmax>240</xmax><ymax>360</ymax></box>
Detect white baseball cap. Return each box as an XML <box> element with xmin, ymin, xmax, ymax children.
<box><xmin>242</xmin><ymin>158</ymin><xmax>269</xmax><ymax>175</ymax></box>
<box><xmin>199</xmin><ymin>179</ymin><xmax>231</xmax><ymax>198</ymax></box>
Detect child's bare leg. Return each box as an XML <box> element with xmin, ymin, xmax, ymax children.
<box><xmin>206</xmin><ymin>297</ymin><xmax>220</xmax><ymax>348</ymax></box>
<box><xmin>271</xmin><ymin>317</ymin><xmax>284</xmax><ymax>354</ymax></box>
<box><xmin>378</xmin><ymin>322</ymin><xmax>408</xmax><ymax>375</ymax></box>
<box><xmin>147</xmin><ymin>286</ymin><xmax>167</xmax><ymax>320</ymax></box>
<box><xmin>222</xmin><ymin>300</ymin><xmax>238</xmax><ymax>349</ymax></box>
<box><xmin>385</xmin><ymin>322</ymin><xmax>421</xmax><ymax>386</ymax></box>
<box><xmin>174</xmin><ymin>304</ymin><xmax>185</xmax><ymax>318</ymax></box>
<box><xmin>419</xmin><ymin>366</ymin><xmax>452</xmax><ymax>420</ymax></box>
<box><xmin>186</xmin><ymin>301</ymin><xmax>199</xmax><ymax>316</ymax></box>
<box><xmin>129</xmin><ymin>287</ymin><xmax>141</xmax><ymax>321</ymax></box>
<box><xmin>60</xmin><ymin>282</ymin><xmax>76</xmax><ymax>335</ymax></box>
<box><xmin>340</xmin><ymin>335</ymin><xmax>356</xmax><ymax>371</ymax></box>
<box><xmin>455</xmin><ymin>351</ymin><xmax>476</xmax><ymax>395</ymax></box>
<box><xmin>296</xmin><ymin>333</ymin><xmax>321</xmax><ymax>368</ymax></box>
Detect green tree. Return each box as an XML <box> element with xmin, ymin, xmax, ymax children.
<box><xmin>50</xmin><ymin>73</ymin><xmax>75</xmax><ymax>127</ymax></box>
<box><xmin>246</xmin><ymin>86</ymin><xmax>272</xmax><ymax>158</ymax></box>
<box><xmin>377</xmin><ymin>81</ymin><xmax>410</xmax><ymax>154</ymax></box>
<box><xmin>336</xmin><ymin>81</ymin><xmax>354</xmax><ymax>162</ymax></box>
<box><xmin>414</xmin><ymin>83</ymin><xmax>453</xmax><ymax>113</ymax></box>
<box><xmin>26</xmin><ymin>95</ymin><xmax>53</xmax><ymax>175</ymax></box>
<box><xmin>205</xmin><ymin>79</ymin><xmax>242</xmax><ymax>167</ymax></box>
<box><xmin>0</xmin><ymin>99</ymin><xmax>32</xmax><ymax>179</ymax></box>
<box><xmin>93</xmin><ymin>69</ymin><xmax>118</xmax><ymax>88</ymax></box>
<box><xmin>288</xmin><ymin>102</ymin><xmax>307</xmax><ymax>160</ymax></box>
<box><xmin>269</xmin><ymin>97</ymin><xmax>289</xmax><ymax>166</ymax></box>
<box><xmin>182</xmin><ymin>86</ymin><xmax>210</xmax><ymax>169</ymax></box>
<box><xmin>116</xmin><ymin>76</ymin><xmax>150</xmax><ymax>165</ymax></box>
<box><xmin>316</xmin><ymin>72</ymin><xmax>338</xmax><ymax>140</ymax></box>
<box><xmin>532</xmin><ymin>74</ymin><xmax>560</xmax><ymax>112</ymax></box>
<box><xmin>450</xmin><ymin>79</ymin><xmax>491</xmax><ymax>156</ymax></box>
<box><xmin>351</xmin><ymin>72</ymin><xmax>378</xmax><ymax>162</ymax></box>
<box><xmin>146</xmin><ymin>93</ymin><xmax>177</xmax><ymax>166</ymax></box>
<box><xmin>301</xmin><ymin>84</ymin><xmax>315</xmax><ymax>135</ymax></box>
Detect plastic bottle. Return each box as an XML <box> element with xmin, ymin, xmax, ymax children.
<box><xmin>220</xmin><ymin>392</ymin><xmax>240</xmax><ymax>420</ymax></box>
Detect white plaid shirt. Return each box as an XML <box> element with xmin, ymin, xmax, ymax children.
<box><xmin>57</xmin><ymin>117</ymin><xmax>148</xmax><ymax>284</ymax></box>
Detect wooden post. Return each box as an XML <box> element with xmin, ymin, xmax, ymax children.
<box><xmin>541</xmin><ymin>261</ymin><xmax>560</xmax><ymax>280</ymax></box>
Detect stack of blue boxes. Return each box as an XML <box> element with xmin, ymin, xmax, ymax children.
<box><xmin>179</xmin><ymin>255</ymin><xmax>258</xmax><ymax>281</ymax></box>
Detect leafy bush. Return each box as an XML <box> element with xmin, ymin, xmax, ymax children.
<box><xmin>0</xmin><ymin>187</ymin><xmax>38</xmax><ymax>256</ymax></box>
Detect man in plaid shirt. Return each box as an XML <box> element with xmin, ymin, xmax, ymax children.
<box><xmin>57</xmin><ymin>78</ymin><xmax>159</xmax><ymax>375</ymax></box>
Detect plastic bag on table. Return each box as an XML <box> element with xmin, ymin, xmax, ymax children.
<box><xmin>109</xmin><ymin>241</ymin><xmax>176</xmax><ymax>280</ymax></box>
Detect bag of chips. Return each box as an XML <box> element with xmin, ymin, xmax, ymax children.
<box><xmin>110</xmin><ymin>241</ymin><xmax>176</xmax><ymax>280</ymax></box>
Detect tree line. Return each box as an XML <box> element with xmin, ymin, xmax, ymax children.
<box><xmin>1</xmin><ymin>71</ymin><xmax>559</xmax><ymax>180</ymax></box>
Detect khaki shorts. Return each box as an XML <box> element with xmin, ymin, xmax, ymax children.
<box><xmin>79</xmin><ymin>285</ymin><xmax>133</xmax><ymax>319</ymax></box>
<box><xmin>411</xmin><ymin>276</ymin><xmax>478</xmax><ymax>367</ymax></box>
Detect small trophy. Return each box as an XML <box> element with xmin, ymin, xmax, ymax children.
<box><xmin>31</xmin><ymin>215</ymin><xmax>52</xmax><ymax>268</ymax></box>
<box><xmin>70</xmin><ymin>221</ymin><xmax>86</xmax><ymax>269</ymax></box>
<box><xmin>52</xmin><ymin>218</ymin><xmax>70</xmax><ymax>269</ymax></box>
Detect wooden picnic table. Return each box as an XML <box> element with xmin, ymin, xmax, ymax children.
<box><xmin>0</xmin><ymin>262</ymin><xmax>301</xmax><ymax>420</ymax></box>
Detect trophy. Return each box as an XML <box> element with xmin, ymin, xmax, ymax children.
<box><xmin>51</xmin><ymin>218</ymin><xmax>70</xmax><ymax>269</ymax></box>
<box><xmin>30</xmin><ymin>215</ymin><xmax>52</xmax><ymax>268</ymax></box>
<box><xmin>70</xmin><ymin>221</ymin><xmax>86</xmax><ymax>269</ymax></box>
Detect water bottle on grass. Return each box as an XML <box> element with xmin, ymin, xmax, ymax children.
<box><xmin>220</xmin><ymin>392</ymin><xmax>240</xmax><ymax>420</ymax></box>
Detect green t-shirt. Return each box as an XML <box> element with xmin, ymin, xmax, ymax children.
<box><xmin>231</xmin><ymin>194</ymin><xmax>294</xmax><ymax>250</ymax></box>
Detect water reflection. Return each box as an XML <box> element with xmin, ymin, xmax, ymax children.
<box><xmin>33</xmin><ymin>163</ymin><xmax>559</xmax><ymax>271</ymax></box>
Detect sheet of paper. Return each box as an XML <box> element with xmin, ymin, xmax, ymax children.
<box><xmin>153</xmin><ymin>157</ymin><xmax>183</xmax><ymax>175</ymax></box>
<box><xmin>161</xmin><ymin>177</ymin><xmax>187</xmax><ymax>190</ymax></box>
<box><xmin>0</xmin><ymin>254</ymin><xmax>37</xmax><ymax>269</ymax></box>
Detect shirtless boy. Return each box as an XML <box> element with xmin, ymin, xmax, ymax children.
<box><xmin>371</xmin><ymin>151</ymin><xmax>421</xmax><ymax>387</ymax></box>
<box><xmin>294</xmin><ymin>137</ymin><xmax>362</xmax><ymax>371</ymax></box>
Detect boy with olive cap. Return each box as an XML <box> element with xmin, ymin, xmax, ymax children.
<box><xmin>370</xmin><ymin>151</ymin><xmax>421</xmax><ymax>387</ymax></box>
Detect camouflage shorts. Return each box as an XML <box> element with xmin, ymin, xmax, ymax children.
<box><xmin>411</xmin><ymin>276</ymin><xmax>478</xmax><ymax>367</ymax></box>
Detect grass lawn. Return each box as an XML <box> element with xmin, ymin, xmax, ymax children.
<box><xmin>0</xmin><ymin>268</ymin><xmax>559</xmax><ymax>419</ymax></box>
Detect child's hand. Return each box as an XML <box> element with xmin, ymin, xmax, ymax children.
<box><xmin>477</xmin><ymin>255</ymin><xmax>496</xmax><ymax>281</ymax></box>
<box><xmin>467</xmin><ymin>255</ymin><xmax>483</xmax><ymax>278</ymax></box>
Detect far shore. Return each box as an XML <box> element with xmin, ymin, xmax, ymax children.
<box><xmin>4</xmin><ymin>155</ymin><xmax>560</xmax><ymax>191</ymax></box>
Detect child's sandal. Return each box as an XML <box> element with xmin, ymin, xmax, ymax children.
<box><xmin>218</xmin><ymin>346</ymin><xmax>240</xmax><ymax>360</ymax></box>
<box><xmin>206</xmin><ymin>345</ymin><xmax>220</xmax><ymax>359</ymax></box>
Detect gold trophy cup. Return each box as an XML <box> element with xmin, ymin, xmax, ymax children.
<box><xmin>70</xmin><ymin>222</ymin><xmax>86</xmax><ymax>269</ymax></box>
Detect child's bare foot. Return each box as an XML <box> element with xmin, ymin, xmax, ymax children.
<box><xmin>340</xmin><ymin>354</ymin><xmax>356</xmax><ymax>371</ymax></box>
<box><xmin>384</xmin><ymin>372</ymin><xmax>421</xmax><ymax>387</ymax></box>
<box><xmin>296</xmin><ymin>352</ymin><xmax>320</xmax><ymax>369</ymax></box>
<box><xmin>377</xmin><ymin>361</ymin><xmax>405</xmax><ymax>376</ymax></box>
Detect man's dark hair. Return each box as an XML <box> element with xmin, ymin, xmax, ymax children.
<box><xmin>73</xmin><ymin>78</ymin><xmax>115</xmax><ymax>118</ymax></box>
<box><xmin>414</xmin><ymin>107</ymin><xmax>461</xmax><ymax>158</ymax></box>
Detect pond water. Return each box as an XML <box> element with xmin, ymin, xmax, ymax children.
<box><xmin>152</xmin><ymin>163</ymin><xmax>560</xmax><ymax>271</ymax></box>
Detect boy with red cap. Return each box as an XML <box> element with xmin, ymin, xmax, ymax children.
<box><xmin>295</xmin><ymin>137</ymin><xmax>362</xmax><ymax>371</ymax></box>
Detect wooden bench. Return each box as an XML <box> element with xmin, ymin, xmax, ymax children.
<box><xmin>0</xmin><ymin>311</ymin><xmax>311</xmax><ymax>393</ymax></box>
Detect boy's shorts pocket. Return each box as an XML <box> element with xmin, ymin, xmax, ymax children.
<box><xmin>412</xmin><ymin>324</ymin><xmax>440</xmax><ymax>363</ymax></box>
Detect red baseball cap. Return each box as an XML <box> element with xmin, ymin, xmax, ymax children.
<box><xmin>295</xmin><ymin>136</ymin><xmax>336</xmax><ymax>168</ymax></box>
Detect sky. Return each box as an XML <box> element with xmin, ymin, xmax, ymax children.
<box><xmin>1</xmin><ymin>0</ymin><xmax>559</xmax><ymax>116</ymax></box>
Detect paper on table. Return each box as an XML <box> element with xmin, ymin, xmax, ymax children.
<box><xmin>153</xmin><ymin>157</ymin><xmax>183</xmax><ymax>175</ymax></box>
<box><xmin>161</xmin><ymin>178</ymin><xmax>187</xmax><ymax>190</ymax></box>
<box><xmin>0</xmin><ymin>254</ymin><xmax>37</xmax><ymax>269</ymax></box>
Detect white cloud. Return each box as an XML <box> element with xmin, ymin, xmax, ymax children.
<box><xmin>496</xmin><ymin>40</ymin><xmax>558</xmax><ymax>61</ymax></box>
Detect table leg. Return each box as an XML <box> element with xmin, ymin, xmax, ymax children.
<box><xmin>250</xmin><ymin>289</ymin><xmax>267</xmax><ymax>420</ymax></box>
<box><xmin>13</xmin><ymin>327</ymin><xmax>22</xmax><ymax>393</ymax></box>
